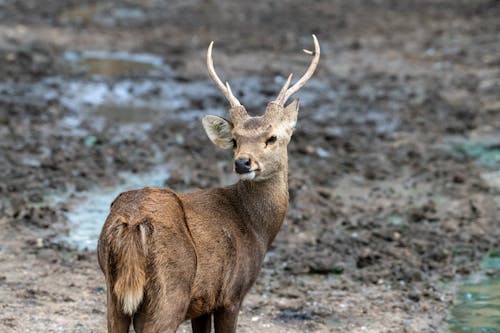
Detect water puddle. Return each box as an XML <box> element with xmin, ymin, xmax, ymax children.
<box><xmin>447</xmin><ymin>252</ymin><xmax>500</xmax><ymax>333</ymax></box>
<box><xmin>59</xmin><ymin>3</ymin><xmax>148</xmax><ymax>27</ymax></box>
<box><xmin>54</xmin><ymin>167</ymin><xmax>171</xmax><ymax>250</ymax></box>
<box><xmin>429</xmin><ymin>136</ymin><xmax>499</xmax><ymax>333</ymax></box>
<box><xmin>55</xmin><ymin>78</ymin><xmax>225</xmax><ymax>133</ymax></box>
<box><xmin>451</xmin><ymin>139</ymin><xmax>500</xmax><ymax>169</ymax></box>
<box><xmin>449</xmin><ymin>137</ymin><xmax>500</xmax><ymax>198</ymax></box>
<box><xmin>59</xmin><ymin>3</ymin><xmax>105</xmax><ymax>24</ymax></box>
<box><xmin>64</xmin><ymin>51</ymin><xmax>169</xmax><ymax>77</ymax></box>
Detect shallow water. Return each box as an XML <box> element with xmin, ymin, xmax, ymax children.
<box><xmin>59</xmin><ymin>3</ymin><xmax>148</xmax><ymax>27</ymax></box>
<box><xmin>64</xmin><ymin>51</ymin><xmax>169</xmax><ymax>77</ymax></box>
<box><xmin>56</xmin><ymin>167</ymin><xmax>171</xmax><ymax>250</ymax></box>
<box><xmin>447</xmin><ymin>136</ymin><xmax>500</xmax><ymax>332</ymax></box>
<box><xmin>451</xmin><ymin>139</ymin><xmax>500</xmax><ymax>169</ymax></box>
<box><xmin>447</xmin><ymin>253</ymin><xmax>500</xmax><ymax>333</ymax></box>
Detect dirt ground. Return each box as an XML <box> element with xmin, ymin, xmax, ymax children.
<box><xmin>0</xmin><ymin>1</ymin><xmax>499</xmax><ymax>332</ymax></box>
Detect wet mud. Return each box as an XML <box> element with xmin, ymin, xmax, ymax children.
<box><xmin>0</xmin><ymin>1</ymin><xmax>499</xmax><ymax>332</ymax></box>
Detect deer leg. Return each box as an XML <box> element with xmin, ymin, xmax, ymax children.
<box><xmin>191</xmin><ymin>313</ymin><xmax>212</xmax><ymax>333</ymax></box>
<box><xmin>132</xmin><ymin>304</ymin><xmax>145</xmax><ymax>333</ymax></box>
<box><xmin>137</xmin><ymin>286</ymin><xmax>191</xmax><ymax>333</ymax></box>
<box><xmin>213</xmin><ymin>306</ymin><xmax>239</xmax><ymax>333</ymax></box>
<box><xmin>106</xmin><ymin>289</ymin><xmax>131</xmax><ymax>333</ymax></box>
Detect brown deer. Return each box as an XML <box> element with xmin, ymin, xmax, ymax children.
<box><xmin>97</xmin><ymin>35</ymin><xmax>320</xmax><ymax>333</ymax></box>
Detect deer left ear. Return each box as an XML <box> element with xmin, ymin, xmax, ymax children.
<box><xmin>202</xmin><ymin>115</ymin><xmax>234</xmax><ymax>149</ymax></box>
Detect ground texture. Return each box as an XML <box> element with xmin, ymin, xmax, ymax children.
<box><xmin>0</xmin><ymin>1</ymin><xmax>499</xmax><ymax>332</ymax></box>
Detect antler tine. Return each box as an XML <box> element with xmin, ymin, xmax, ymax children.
<box><xmin>225</xmin><ymin>82</ymin><xmax>240</xmax><ymax>107</ymax></box>
<box><xmin>276</xmin><ymin>34</ymin><xmax>320</xmax><ymax>106</ymax></box>
<box><xmin>274</xmin><ymin>73</ymin><xmax>293</xmax><ymax>105</ymax></box>
<box><xmin>207</xmin><ymin>41</ymin><xmax>242</xmax><ymax>108</ymax></box>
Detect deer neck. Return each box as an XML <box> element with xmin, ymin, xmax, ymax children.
<box><xmin>233</xmin><ymin>164</ymin><xmax>289</xmax><ymax>248</ymax></box>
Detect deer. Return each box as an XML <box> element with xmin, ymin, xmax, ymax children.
<box><xmin>97</xmin><ymin>35</ymin><xmax>320</xmax><ymax>333</ymax></box>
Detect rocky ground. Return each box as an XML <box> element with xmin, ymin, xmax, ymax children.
<box><xmin>0</xmin><ymin>1</ymin><xmax>499</xmax><ymax>332</ymax></box>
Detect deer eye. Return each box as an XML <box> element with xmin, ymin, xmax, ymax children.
<box><xmin>266</xmin><ymin>136</ymin><xmax>277</xmax><ymax>146</ymax></box>
<box><xmin>231</xmin><ymin>139</ymin><xmax>237</xmax><ymax>148</ymax></box>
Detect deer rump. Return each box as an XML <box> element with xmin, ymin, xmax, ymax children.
<box><xmin>97</xmin><ymin>188</ymin><xmax>197</xmax><ymax>316</ymax></box>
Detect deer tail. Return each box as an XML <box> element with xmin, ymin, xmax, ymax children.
<box><xmin>108</xmin><ymin>218</ymin><xmax>150</xmax><ymax>315</ymax></box>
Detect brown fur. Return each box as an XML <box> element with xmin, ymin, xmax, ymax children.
<box><xmin>98</xmin><ymin>105</ymin><xmax>294</xmax><ymax>332</ymax></box>
<box><xmin>98</xmin><ymin>38</ymin><xmax>319</xmax><ymax>332</ymax></box>
<box><xmin>242</xmin><ymin>117</ymin><xmax>264</xmax><ymax>129</ymax></box>
<box><xmin>98</xmin><ymin>188</ymin><xmax>197</xmax><ymax>332</ymax></box>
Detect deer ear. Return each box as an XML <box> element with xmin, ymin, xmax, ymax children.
<box><xmin>283</xmin><ymin>99</ymin><xmax>299</xmax><ymax>131</ymax></box>
<box><xmin>202</xmin><ymin>115</ymin><xmax>234</xmax><ymax>149</ymax></box>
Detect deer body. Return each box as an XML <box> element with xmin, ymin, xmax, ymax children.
<box><xmin>98</xmin><ymin>36</ymin><xmax>319</xmax><ymax>332</ymax></box>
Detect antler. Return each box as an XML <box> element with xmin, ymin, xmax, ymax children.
<box><xmin>207</xmin><ymin>41</ymin><xmax>243</xmax><ymax>109</ymax></box>
<box><xmin>274</xmin><ymin>34</ymin><xmax>320</xmax><ymax>106</ymax></box>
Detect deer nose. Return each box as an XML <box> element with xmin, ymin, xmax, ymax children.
<box><xmin>235</xmin><ymin>158</ymin><xmax>252</xmax><ymax>174</ymax></box>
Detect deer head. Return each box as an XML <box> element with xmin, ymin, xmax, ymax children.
<box><xmin>202</xmin><ymin>35</ymin><xmax>320</xmax><ymax>181</ymax></box>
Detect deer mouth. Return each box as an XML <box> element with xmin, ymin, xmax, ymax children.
<box><xmin>238</xmin><ymin>169</ymin><xmax>258</xmax><ymax>180</ymax></box>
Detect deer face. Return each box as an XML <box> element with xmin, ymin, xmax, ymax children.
<box><xmin>202</xmin><ymin>35</ymin><xmax>319</xmax><ymax>181</ymax></box>
<box><xmin>203</xmin><ymin>100</ymin><xmax>298</xmax><ymax>181</ymax></box>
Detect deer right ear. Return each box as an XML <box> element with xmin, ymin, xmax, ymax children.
<box><xmin>202</xmin><ymin>115</ymin><xmax>234</xmax><ymax>150</ymax></box>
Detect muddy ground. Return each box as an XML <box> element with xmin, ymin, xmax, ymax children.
<box><xmin>0</xmin><ymin>1</ymin><xmax>499</xmax><ymax>332</ymax></box>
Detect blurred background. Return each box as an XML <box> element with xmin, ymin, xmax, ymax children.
<box><xmin>0</xmin><ymin>1</ymin><xmax>499</xmax><ymax>332</ymax></box>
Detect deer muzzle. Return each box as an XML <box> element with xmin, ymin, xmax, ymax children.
<box><xmin>234</xmin><ymin>158</ymin><xmax>252</xmax><ymax>174</ymax></box>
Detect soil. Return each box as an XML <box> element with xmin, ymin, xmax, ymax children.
<box><xmin>0</xmin><ymin>1</ymin><xmax>499</xmax><ymax>332</ymax></box>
